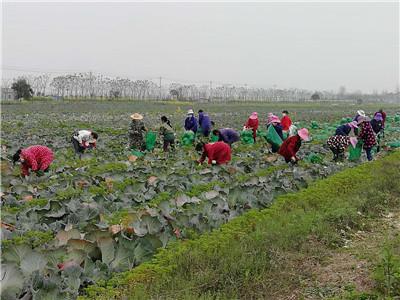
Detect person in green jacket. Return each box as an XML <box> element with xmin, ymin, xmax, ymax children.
<box><xmin>159</xmin><ymin>116</ymin><xmax>175</xmax><ymax>152</ymax></box>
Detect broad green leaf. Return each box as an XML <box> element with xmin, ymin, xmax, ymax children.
<box><xmin>0</xmin><ymin>264</ymin><xmax>24</xmax><ymax>300</ymax></box>
<box><xmin>20</xmin><ymin>252</ymin><xmax>47</xmax><ymax>277</ymax></box>
<box><xmin>97</xmin><ymin>237</ymin><xmax>115</xmax><ymax>265</ymax></box>
<box><xmin>56</xmin><ymin>229</ymin><xmax>81</xmax><ymax>246</ymax></box>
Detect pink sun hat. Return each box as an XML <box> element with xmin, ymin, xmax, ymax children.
<box><xmin>267</xmin><ymin>115</ymin><xmax>281</xmax><ymax>125</ymax></box>
<box><xmin>297</xmin><ymin>128</ymin><xmax>310</xmax><ymax>141</ymax></box>
<box><xmin>348</xmin><ymin>121</ymin><xmax>358</xmax><ymax>129</ymax></box>
<box><xmin>249</xmin><ymin>112</ymin><xmax>258</xmax><ymax>120</ymax></box>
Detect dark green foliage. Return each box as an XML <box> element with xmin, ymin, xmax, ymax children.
<box><xmin>11</xmin><ymin>78</ymin><xmax>33</xmax><ymax>99</ymax></box>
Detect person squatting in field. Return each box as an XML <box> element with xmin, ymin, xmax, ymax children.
<box><xmin>198</xmin><ymin>109</ymin><xmax>212</xmax><ymax>137</ymax></box>
<box><xmin>129</xmin><ymin>113</ymin><xmax>147</xmax><ymax>151</ymax></box>
<box><xmin>196</xmin><ymin>141</ymin><xmax>232</xmax><ymax>165</ymax></box>
<box><xmin>327</xmin><ymin>121</ymin><xmax>358</xmax><ymax>161</ymax></box>
<box><xmin>12</xmin><ymin>145</ymin><xmax>54</xmax><ymax>176</ymax></box>
<box><xmin>266</xmin><ymin>115</ymin><xmax>284</xmax><ymax>153</ymax></box>
<box><xmin>278</xmin><ymin>128</ymin><xmax>310</xmax><ymax>164</ymax></box>
<box><xmin>358</xmin><ymin>116</ymin><xmax>377</xmax><ymax>161</ymax></box>
<box><xmin>184</xmin><ymin>109</ymin><xmax>198</xmax><ymax>133</ymax></box>
<box><xmin>244</xmin><ymin>112</ymin><xmax>259</xmax><ymax>142</ymax></box>
<box><xmin>159</xmin><ymin>116</ymin><xmax>175</xmax><ymax>152</ymax></box>
<box><xmin>71</xmin><ymin>130</ymin><xmax>98</xmax><ymax>154</ymax></box>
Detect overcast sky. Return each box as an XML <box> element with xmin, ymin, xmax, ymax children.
<box><xmin>2</xmin><ymin>2</ymin><xmax>399</xmax><ymax>93</ymax></box>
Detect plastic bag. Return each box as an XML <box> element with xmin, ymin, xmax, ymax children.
<box><xmin>131</xmin><ymin>149</ymin><xmax>144</xmax><ymax>157</ymax></box>
<box><xmin>240</xmin><ymin>130</ymin><xmax>254</xmax><ymax>145</ymax></box>
<box><xmin>181</xmin><ymin>131</ymin><xmax>195</xmax><ymax>146</ymax></box>
<box><xmin>305</xmin><ymin>152</ymin><xmax>323</xmax><ymax>164</ymax></box>
<box><xmin>210</xmin><ymin>133</ymin><xmax>219</xmax><ymax>142</ymax></box>
<box><xmin>288</xmin><ymin>125</ymin><xmax>297</xmax><ymax>137</ymax></box>
<box><xmin>266</xmin><ymin>125</ymin><xmax>283</xmax><ymax>147</ymax></box>
<box><xmin>348</xmin><ymin>140</ymin><xmax>363</xmax><ymax>161</ymax></box>
<box><xmin>387</xmin><ymin>140</ymin><xmax>400</xmax><ymax>148</ymax></box>
<box><xmin>145</xmin><ymin>131</ymin><xmax>157</xmax><ymax>151</ymax></box>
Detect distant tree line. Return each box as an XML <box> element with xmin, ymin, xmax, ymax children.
<box><xmin>2</xmin><ymin>73</ymin><xmax>399</xmax><ymax>102</ymax></box>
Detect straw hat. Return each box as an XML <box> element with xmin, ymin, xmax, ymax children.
<box><xmin>357</xmin><ymin>110</ymin><xmax>366</xmax><ymax>117</ymax></box>
<box><xmin>187</xmin><ymin>109</ymin><xmax>194</xmax><ymax>115</ymax></box>
<box><xmin>297</xmin><ymin>128</ymin><xmax>310</xmax><ymax>141</ymax></box>
<box><xmin>130</xmin><ymin>113</ymin><xmax>143</xmax><ymax>120</ymax></box>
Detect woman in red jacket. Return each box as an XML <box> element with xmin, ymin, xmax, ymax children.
<box><xmin>280</xmin><ymin>110</ymin><xmax>292</xmax><ymax>134</ymax></box>
<box><xmin>278</xmin><ymin>128</ymin><xmax>309</xmax><ymax>163</ymax></box>
<box><xmin>244</xmin><ymin>112</ymin><xmax>259</xmax><ymax>142</ymax></box>
<box><xmin>196</xmin><ymin>141</ymin><xmax>231</xmax><ymax>165</ymax></box>
<box><xmin>12</xmin><ymin>145</ymin><xmax>54</xmax><ymax>176</ymax></box>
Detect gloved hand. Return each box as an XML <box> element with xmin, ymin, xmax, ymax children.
<box><xmin>290</xmin><ymin>156</ymin><xmax>297</xmax><ymax>163</ymax></box>
<box><xmin>211</xmin><ymin>160</ymin><xmax>217</xmax><ymax>165</ymax></box>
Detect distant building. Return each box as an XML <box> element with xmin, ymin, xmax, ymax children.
<box><xmin>1</xmin><ymin>88</ymin><xmax>16</xmax><ymax>100</ymax></box>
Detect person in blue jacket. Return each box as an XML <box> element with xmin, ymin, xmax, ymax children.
<box><xmin>184</xmin><ymin>109</ymin><xmax>198</xmax><ymax>133</ymax></box>
<box><xmin>212</xmin><ymin>128</ymin><xmax>240</xmax><ymax>147</ymax></box>
<box><xmin>198</xmin><ymin>109</ymin><xmax>212</xmax><ymax>137</ymax></box>
<box><xmin>335</xmin><ymin>121</ymin><xmax>358</xmax><ymax>136</ymax></box>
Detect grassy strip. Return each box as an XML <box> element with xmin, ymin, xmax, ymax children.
<box><xmin>80</xmin><ymin>150</ymin><xmax>400</xmax><ymax>299</ymax></box>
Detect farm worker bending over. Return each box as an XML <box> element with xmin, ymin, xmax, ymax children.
<box><xmin>280</xmin><ymin>110</ymin><xmax>292</xmax><ymax>135</ymax></box>
<box><xmin>198</xmin><ymin>109</ymin><xmax>212</xmax><ymax>137</ymax></box>
<box><xmin>370</xmin><ymin>113</ymin><xmax>384</xmax><ymax>135</ymax></box>
<box><xmin>184</xmin><ymin>109</ymin><xmax>198</xmax><ymax>133</ymax></box>
<box><xmin>212</xmin><ymin>128</ymin><xmax>240</xmax><ymax>147</ymax></box>
<box><xmin>129</xmin><ymin>113</ymin><xmax>147</xmax><ymax>151</ymax></box>
<box><xmin>278</xmin><ymin>128</ymin><xmax>309</xmax><ymax>164</ymax></box>
<box><xmin>72</xmin><ymin>130</ymin><xmax>98</xmax><ymax>154</ymax></box>
<box><xmin>159</xmin><ymin>116</ymin><xmax>175</xmax><ymax>152</ymax></box>
<box><xmin>374</xmin><ymin>109</ymin><xmax>386</xmax><ymax>128</ymax></box>
<box><xmin>370</xmin><ymin>113</ymin><xmax>384</xmax><ymax>153</ymax></box>
<box><xmin>196</xmin><ymin>141</ymin><xmax>232</xmax><ymax>165</ymax></box>
<box><xmin>266</xmin><ymin>113</ymin><xmax>274</xmax><ymax>124</ymax></box>
<box><xmin>266</xmin><ymin>115</ymin><xmax>284</xmax><ymax>153</ymax></box>
<box><xmin>335</xmin><ymin>121</ymin><xmax>358</xmax><ymax>136</ymax></box>
<box><xmin>327</xmin><ymin>121</ymin><xmax>358</xmax><ymax>161</ymax></box>
<box><xmin>244</xmin><ymin>112</ymin><xmax>259</xmax><ymax>142</ymax></box>
<box><xmin>358</xmin><ymin>116</ymin><xmax>376</xmax><ymax>161</ymax></box>
<box><xmin>12</xmin><ymin>145</ymin><xmax>54</xmax><ymax>177</ymax></box>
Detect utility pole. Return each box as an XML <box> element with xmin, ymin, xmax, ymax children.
<box><xmin>159</xmin><ymin>77</ymin><xmax>162</xmax><ymax>100</ymax></box>
<box><xmin>209</xmin><ymin>81</ymin><xmax>213</xmax><ymax>102</ymax></box>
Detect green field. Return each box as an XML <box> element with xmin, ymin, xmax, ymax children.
<box><xmin>1</xmin><ymin>100</ymin><xmax>399</xmax><ymax>299</ymax></box>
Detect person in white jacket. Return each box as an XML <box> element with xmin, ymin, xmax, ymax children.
<box><xmin>72</xmin><ymin>130</ymin><xmax>98</xmax><ymax>154</ymax></box>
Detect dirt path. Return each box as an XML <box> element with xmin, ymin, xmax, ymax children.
<box><xmin>289</xmin><ymin>211</ymin><xmax>400</xmax><ymax>299</ymax></box>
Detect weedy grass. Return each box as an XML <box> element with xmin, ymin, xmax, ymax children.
<box><xmin>81</xmin><ymin>151</ymin><xmax>400</xmax><ymax>300</ymax></box>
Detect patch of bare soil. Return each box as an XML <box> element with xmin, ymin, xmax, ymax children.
<box><xmin>279</xmin><ymin>211</ymin><xmax>400</xmax><ymax>300</ymax></box>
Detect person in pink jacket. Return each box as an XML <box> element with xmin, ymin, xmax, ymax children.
<box><xmin>12</xmin><ymin>145</ymin><xmax>54</xmax><ymax>176</ymax></box>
